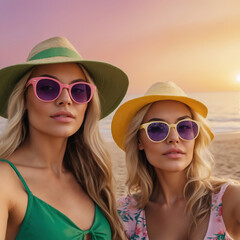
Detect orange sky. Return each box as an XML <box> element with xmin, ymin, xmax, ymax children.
<box><xmin>1</xmin><ymin>0</ymin><xmax>240</xmax><ymax>93</ymax></box>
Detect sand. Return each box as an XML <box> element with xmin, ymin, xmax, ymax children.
<box><xmin>108</xmin><ymin>133</ymin><xmax>240</xmax><ymax>198</ymax></box>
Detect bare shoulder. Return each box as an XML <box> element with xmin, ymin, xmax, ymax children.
<box><xmin>222</xmin><ymin>183</ymin><xmax>240</xmax><ymax>236</ymax></box>
<box><xmin>0</xmin><ymin>160</ymin><xmax>16</xmax><ymax>186</ymax></box>
<box><xmin>0</xmin><ymin>160</ymin><xmax>18</xmax><ymax>179</ymax></box>
<box><xmin>0</xmin><ymin>160</ymin><xmax>29</xmax><ymax>239</ymax></box>
<box><xmin>223</xmin><ymin>183</ymin><xmax>240</xmax><ymax>206</ymax></box>
<box><xmin>0</xmin><ymin>161</ymin><xmax>22</xmax><ymax>201</ymax></box>
<box><xmin>0</xmin><ymin>161</ymin><xmax>21</xmax><ymax>238</ymax></box>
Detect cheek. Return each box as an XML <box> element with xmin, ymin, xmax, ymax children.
<box><xmin>25</xmin><ymin>90</ymin><xmax>52</xmax><ymax>128</ymax></box>
<box><xmin>26</xmin><ymin>101</ymin><xmax>50</xmax><ymax>127</ymax></box>
<box><xmin>26</xmin><ymin>91</ymin><xmax>48</xmax><ymax>114</ymax></box>
<box><xmin>139</xmin><ymin>132</ymin><xmax>163</xmax><ymax>158</ymax></box>
<box><xmin>185</xmin><ymin>141</ymin><xmax>195</xmax><ymax>161</ymax></box>
<box><xmin>76</xmin><ymin>104</ymin><xmax>88</xmax><ymax>117</ymax></box>
<box><xmin>26</xmin><ymin>100</ymin><xmax>44</xmax><ymax>116</ymax></box>
<box><xmin>74</xmin><ymin>104</ymin><xmax>88</xmax><ymax>126</ymax></box>
<box><xmin>138</xmin><ymin>131</ymin><xmax>149</xmax><ymax>150</ymax></box>
<box><xmin>187</xmin><ymin>140</ymin><xmax>195</xmax><ymax>152</ymax></box>
<box><xmin>25</xmin><ymin>88</ymin><xmax>40</xmax><ymax>110</ymax></box>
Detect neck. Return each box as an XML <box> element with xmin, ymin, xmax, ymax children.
<box><xmin>151</xmin><ymin>169</ymin><xmax>187</xmax><ymax>207</ymax></box>
<box><xmin>11</xmin><ymin>131</ymin><xmax>69</xmax><ymax>175</ymax></box>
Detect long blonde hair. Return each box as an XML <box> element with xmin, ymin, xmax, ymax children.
<box><xmin>0</xmin><ymin>65</ymin><xmax>126</xmax><ymax>240</ymax></box>
<box><xmin>124</xmin><ymin>101</ymin><xmax>231</xmax><ymax>230</ymax></box>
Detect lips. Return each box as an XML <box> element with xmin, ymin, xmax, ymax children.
<box><xmin>163</xmin><ymin>148</ymin><xmax>184</xmax><ymax>159</ymax></box>
<box><xmin>51</xmin><ymin>111</ymin><xmax>74</xmax><ymax>122</ymax></box>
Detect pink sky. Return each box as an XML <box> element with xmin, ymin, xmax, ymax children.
<box><xmin>1</xmin><ymin>0</ymin><xmax>240</xmax><ymax>93</ymax></box>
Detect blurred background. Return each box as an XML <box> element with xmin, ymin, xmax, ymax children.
<box><xmin>1</xmin><ymin>0</ymin><xmax>240</xmax><ymax>93</ymax></box>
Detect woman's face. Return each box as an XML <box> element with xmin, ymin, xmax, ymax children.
<box><xmin>138</xmin><ymin>100</ymin><xmax>195</xmax><ymax>173</ymax></box>
<box><xmin>25</xmin><ymin>63</ymin><xmax>89</xmax><ymax>139</ymax></box>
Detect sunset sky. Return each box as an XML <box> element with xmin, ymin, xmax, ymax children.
<box><xmin>1</xmin><ymin>0</ymin><xmax>240</xmax><ymax>93</ymax></box>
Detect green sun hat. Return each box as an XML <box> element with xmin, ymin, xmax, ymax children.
<box><xmin>0</xmin><ymin>36</ymin><xmax>129</xmax><ymax>119</ymax></box>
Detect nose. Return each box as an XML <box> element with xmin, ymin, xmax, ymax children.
<box><xmin>166</xmin><ymin>126</ymin><xmax>180</xmax><ymax>144</ymax></box>
<box><xmin>56</xmin><ymin>88</ymin><xmax>72</xmax><ymax>106</ymax></box>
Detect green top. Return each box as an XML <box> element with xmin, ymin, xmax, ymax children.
<box><xmin>0</xmin><ymin>159</ymin><xmax>111</xmax><ymax>239</ymax></box>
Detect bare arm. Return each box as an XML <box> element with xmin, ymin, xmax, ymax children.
<box><xmin>0</xmin><ymin>163</ymin><xmax>12</xmax><ymax>240</ymax></box>
<box><xmin>231</xmin><ymin>184</ymin><xmax>240</xmax><ymax>238</ymax></box>
<box><xmin>223</xmin><ymin>183</ymin><xmax>240</xmax><ymax>239</ymax></box>
<box><xmin>0</xmin><ymin>192</ymin><xmax>8</xmax><ymax>239</ymax></box>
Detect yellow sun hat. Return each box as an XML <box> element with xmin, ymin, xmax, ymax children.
<box><xmin>111</xmin><ymin>81</ymin><xmax>214</xmax><ymax>150</ymax></box>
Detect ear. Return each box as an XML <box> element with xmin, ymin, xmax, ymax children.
<box><xmin>138</xmin><ymin>138</ymin><xmax>144</xmax><ymax>150</ymax></box>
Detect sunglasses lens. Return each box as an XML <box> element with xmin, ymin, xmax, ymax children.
<box><xmin>177</xmin><ymin>120</ymin><xmax>199</xmax><ymax>140</ymax></box>
<box><xmin>71</xmin><ymin>83</ymin><xmax>92</xmax><ymax>103</ymax></box>
<box><xmin>147</xmin><ymin>122</ymin><xmax>169</xmax><ymax>142</ymax></box>
<box><xmin>36</xmin><ymin>79</ymin><xmax>60</xmax><ymax>101</ymax></box>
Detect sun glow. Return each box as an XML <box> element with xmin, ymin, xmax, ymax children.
<box><xmin>236</xmin><ymin>74</ymin><xmax>240</xmax><ymax>83</ymax></box>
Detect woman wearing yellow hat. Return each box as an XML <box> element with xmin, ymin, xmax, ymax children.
<box><xmin>0</xmin><ymin>36</ymin><xmax>128</xmax><ymax>239</ymax></box>
<box><xmin>111</xmin><ymin>81</ymin><xmax>240</xmax><ymax>239</ymax></box>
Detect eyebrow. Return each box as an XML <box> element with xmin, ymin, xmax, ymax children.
<box><xmin>147</xmin><ymin>115</ymin><xmax>192</xmax><ymax>122</ymax></box>
<box><xmin>39</xmin><ymin>74</ymin><xmax>86</xmax><ymax>83</ymax></box>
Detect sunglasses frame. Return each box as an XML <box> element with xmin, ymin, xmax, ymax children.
<box><xmin>139</xmin><ymin>119</ymin><xmax>200</xmax><ymax>143</ymax></box>
<box><xmin>26</xmin><ymin>77</ymin><xmax>96</xmax><ymax>104</ymax></box>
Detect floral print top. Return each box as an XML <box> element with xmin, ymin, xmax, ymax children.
<box><xmin>117</xmin><ymin>183</ymin><xmax>233</xmax><ymax>240</ymax></box>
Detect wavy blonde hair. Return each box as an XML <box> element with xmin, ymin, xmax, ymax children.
<box><xmin>0</xmin><ymin>65</ymin><xmax>126</xmax><ymax>240</ymax></box>
<box><xmin>124</xmin><ymin>101</ymin><xmax>231</xmax><ymax>232</ymax></box>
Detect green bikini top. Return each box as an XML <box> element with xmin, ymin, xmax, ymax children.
<box><xmin>0</xmin><ymin>159</ymin><xmax>111</xmax><ymax>240</ymax></box>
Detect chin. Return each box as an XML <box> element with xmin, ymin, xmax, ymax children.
<box><xmin>59</xmin><ymin>131</ymin><xmax>78</xmax><ymax>138</ymax></box>
<box><xmin>156</xmin><ymin>162</ymin><xmax>190</xmax><ymax>172</ymax></box>
<box><xmin>49</xmin><ymin>128</ymin><xmax>79</xmax><ymax>138</ymax></box>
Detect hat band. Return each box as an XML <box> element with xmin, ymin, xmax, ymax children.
<box><xmin>28</xmin><ymin>47</ymin><xmax>81</xmax><ymax>61</ymax></box>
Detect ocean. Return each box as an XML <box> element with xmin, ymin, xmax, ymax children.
<box><xmin>1</xmin><ymin>91</ymin><xmax>240</xmax><ymax>141</ymax></box>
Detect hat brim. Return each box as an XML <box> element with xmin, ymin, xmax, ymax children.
<box><xmin>0</xmin><ymin>57</ymin><xmax>128</xmax><ymax>119</ymax></box>
<box><xmin>111</xmin><ymin>95</ymin><xmax>214</xmax><ymax>150</ymax></box>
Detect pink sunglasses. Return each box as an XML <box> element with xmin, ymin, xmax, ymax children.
<box><xmin>26</xmin><ymin>77</ymin><xmax>96</xmax><ymax>104</ymax></box>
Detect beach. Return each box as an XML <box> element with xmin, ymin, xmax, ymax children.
<box><xmin>109</xmin><ymin>132</ymin><xmax>240</xmax><ymax>198</ymax></box>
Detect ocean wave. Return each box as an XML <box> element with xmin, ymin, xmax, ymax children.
<box><xmin>209</xmin><ymin>117</ymin><xmax>240</xmax><ymax>122</ymax></box>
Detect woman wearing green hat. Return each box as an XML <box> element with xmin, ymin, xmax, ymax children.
<box><xmin>112</xmin><ymin>81</ymin><xmax>240</xmax><ymax>239</ymax></box>
<box><xmin>0</xmin><ymin>37</ymin><xmax>128</xmax><ymax>240</ymax></box>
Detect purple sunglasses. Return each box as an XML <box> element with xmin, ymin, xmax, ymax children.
<box><xmin>26</xmin><ymin>77</ymin><xmax>96</xmax><ymax>104</ymax></box>
<box><xmin>139</xmin><ymin>119</ymin><xmax>200</xmax><ymax>142</ymax></box>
